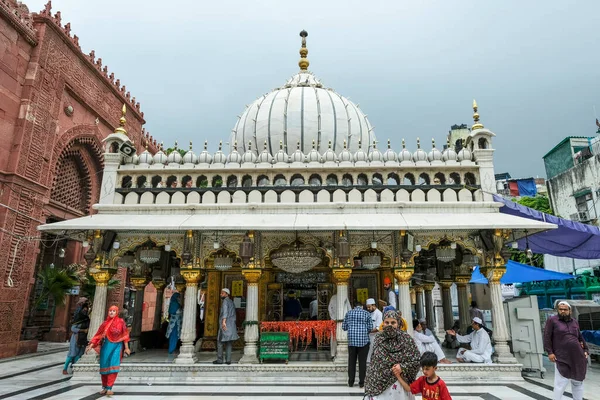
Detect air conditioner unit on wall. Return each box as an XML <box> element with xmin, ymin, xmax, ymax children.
<box><xmin>579</xmin><ymin>211</ymin><xmax>591</xmax><ymax>222</ymax></box>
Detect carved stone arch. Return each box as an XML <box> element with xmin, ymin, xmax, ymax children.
<box><xmin>111</xmin><ymin>235</ymin><xmax>184</xmax><ymax>267</ymax></box>
<box><xmin>203</xmin><ymin>248</ymin><xmax>241</xmax><ymax>270</ymax></box>
<box><xmin>50</xmin><ymin>133</ymin><xmax>104</xmax><ymax>214</ymax></box>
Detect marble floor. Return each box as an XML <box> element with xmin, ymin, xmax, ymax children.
<box><xmin>0</xmin><ymin>348</ymin><xmax>598</xmax><ymax>400</ymax></box>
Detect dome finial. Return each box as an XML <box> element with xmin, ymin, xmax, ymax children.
<box><xmin>160</xmin><ymin>141</ymin><xmax>164</xmax><ymax>151</ymax></box>
<box><xmin>472</xmin><ymin>99</ymin><xmax>484</xmax><ymax>130</ymax></box>
<box><xmin>280</xmin><ymin>140</ymin><xmax>284</xmax><ymax>150</ymax></box>
<box><xmin>358</xmin><ymin>140</ymin><xmax>362</xmax><ymax>149</ymax></box>
<box><xmin>298</xmin><ymin>30</ymin><xmax>309</xmax><ymax>71</ymax></box>
<box><xmin>264</xmin><ymin>140</ymin><xmax>268</xmax><ymax>150</ymax></box>
<box><xmin>248</xmin><ymin>141</ymin><xmax>252</xmax><ymax>150</ymax></box>
<box><xmin>218</xmin><ymin>141</ymin><xmax>222</xmax><ymax>151</ymax></box>
<box><xmin>402</xmin><ymin>139</ymin><xmax>406</xmax><ymax>149</ymax></box>
<box><xmin>416</xmin><ymin>138</ymin><xmax>421</xmax><ymax>149</ymax></box>
<box><xmin>174</xmin><ymin>140</ymin><xmax>178</xmax><ymax>150</ymax></box>
<box><xmin>114</xmin><ymin>103</ymin><xmax>128</xmax><ymax>135</ymax></box>
<box><xmin>343</xmin><ymin>139</ymin><xmax>347</xmax><ymax>149</ymax></box>
<box><xmin>233</xmin><ymin>140</ymin><xmax>238</xmax><ymax>150</ymax></box>
<box><xmin>312</xmin><ymin>139</ymin><xmax>316</xmax><ymax>149</ymax></box>
<box><xmin>189</xmin><ymin>141</ymin><xmax>193</xmax><ymax>150</ymax></box>
<box><xmin>204</xmin><ymin>140</ymin><xmax>208</xmax><ymax>151</ymax></box>
<box><xmin>328</xmin><ymin>140</ymin><xmax>332</xmax><ymax>149</ymax></box>
<box><xmin>431</xmin><ymin>138</ymin><xmax>436</xmax><ymax>148</ymax></box>
<box><xmin>387</xmin><ymin>139</ymin><xmax>391</xmax><ymax>149</ymax></box>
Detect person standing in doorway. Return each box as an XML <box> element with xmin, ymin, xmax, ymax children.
<box><xmin>544</xmin><ymin>301</ymin><xmax>588</xmax><ymax>400</ymax></box>
<box><xmin>213</xmin><ymin>288</ymin><xmax>239</xmax><ymax>365</ymax></box>
<box><xmin>342</xmin><ymin>301</ymin><xmax>372</xmax><ymax>388</ymax></box>
<box><xmin>382</xmin><ymin>277</ymin><xmax>397</xmax><ymax>309</ymax></box>
<box><xmin>469</xmin><ymin>301</ymin><xmax>484</xmax><ymax>323</ymax></box>
<box><xmin>309</xmin><ymin>296</ymin><xmax>318</xmax><ymax>320</ymax></box>
<box><xmin>366</xmin><ymin>298</ymin><xmax>382</xmax><ymax>363</ymax></box>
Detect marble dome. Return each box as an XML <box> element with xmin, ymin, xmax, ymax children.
<box><xmin>230</xmin><ymin>32</ymin><xmax>375</xmax><ymax>155</ymax></box>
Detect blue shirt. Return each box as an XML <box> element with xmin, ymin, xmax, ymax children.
<box><xmin>342</xmin><ymin>306</ymin><xmax>372</xmax><ymax>347</ymax></box>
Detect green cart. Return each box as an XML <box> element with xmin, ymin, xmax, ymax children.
<box><xmin>259</xmin><ymin>331</ymin><xmax>289</xmax><ymax>364</ymax></box>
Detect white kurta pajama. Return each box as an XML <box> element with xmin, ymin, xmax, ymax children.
<box><xmin>367</xmin><ymin>308</ymin><xmax>383</xmax><ymax>362</ymax></box>
<box><xmin>413</xmin><ymin>331</ymin><xmax>446</xmax><ymax>361</ymax></box>
<box><xmin>455</xmin><ymin>328</ymin><xmax>493</xmax><ymax>363</ymax></box>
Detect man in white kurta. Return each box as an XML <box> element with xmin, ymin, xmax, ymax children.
<box><xmin>365</xmin><ymin>298</ymin><xmax>382</xmax><ymax>362</ymax></box>
<box><xmin>447</xmin><ymin>317</ymin><xmax>492</xmax><ymax>363</ymax></box>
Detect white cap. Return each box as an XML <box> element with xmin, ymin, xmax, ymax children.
<box><xmin>221</xmin><ymin>288</ymin><xmax>230</xmax><ymax>295</ymax></box>
<box><xmin>557</xmin><ymin>301</ymin><xmax>571</xmax><ymax>309</ymax></box>
<box><xmin>472</xmin><ymin>317</ymin><xmax>483</xmax><ymax>325</ymax></box>
<box><xmin>366</xmin><ymin>298</ymin><xmax>376</xmax><ymax>305</ymax></box>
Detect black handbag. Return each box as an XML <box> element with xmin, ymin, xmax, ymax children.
<box><xmin>77</xmin><ymin>330</ymin><xmax>88</xmax><ymax>347</ymax></box>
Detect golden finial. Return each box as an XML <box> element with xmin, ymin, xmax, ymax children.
<box><xmin>372</xmin><ymin>140</ymin><xmax>377</xmax><ymax>149</ymax></box>
<box><xmin>298</xmin><ymin>30</ymin><xmax>309</xmax><ymax>71</ymax></box>
<box><xmin>218</xmin><ymin>141</ymin><xmax>222</xmax><ymax>151</ymax></box>
<box><xmin>297</xmin><ymin>141</ymin><xmax>301</xmax><ymax>150</ymax></box>
<box><xmin>312</xmin><ymin>139</ymin><xmax>316</xmax><ymax>149</ymax></box>
<box><xmin>114</xmin><ymin>103</ymin><xmax>127</xmax><ymax>135</ymax></box>
<box><xmin>264</xmin><ymin>140</ymin><xmax>268</xmax><ymax>150</ymax></box>
<box><xmin>248</xmin><ymin>141</ymin><xmax>252</xmax><ymax>151</ymax></box>
<box><xmin>233</xmin><ymin>140</ymin><xmax>238</xmax><ymax>150</ymax></box>
<box><xmin>343</xmin><ymin>139</ymin><xmax>347</xmax><ymax>149</ymax></box>
<box><xmin>328</xmin><ymin>140</ymin><xmax>332</xmax><ymax>149</ymax></box>
<box><xmin>358</xmin><ymin>140</ymin><xmax>362</xmax><ymax>149</ymax></box>
<box><xmin>472</xmin><ymin>99</ymin><xmax>484</xmax><ymax>130</ymax></box>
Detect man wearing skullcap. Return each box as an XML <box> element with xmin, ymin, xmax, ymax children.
<box><xmin>381</xmin><ymin>277</ymin><xmax>397</xmax><ymax>309</ymax></box>
<box><xmin>446</xmin><ymin>317</ymin><xmax>492</xmax><ymax>363</ymax></box>
<box><xmin>366</xmin><ymin>298</ymin><xmax>382</xmax><ymax>362</ymax></box>
<box><xmin>544</xmin><ymin>301</ymin><xmax>588</xmax><ymax>400</ymax></box>
<box><xmin>213</xmin><ymin>288</ymin><xmax>239</xmax><ymax>364</ymax></box>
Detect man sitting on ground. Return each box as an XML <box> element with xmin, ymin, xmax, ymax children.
<box><xmin>446</xmin><ymin>317</ymin><xmax>492</xmax><ymax>363</ymax></box>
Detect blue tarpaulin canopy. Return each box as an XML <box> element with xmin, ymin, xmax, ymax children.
<box><xmin>470</xmin><ymin>260</ymin><xmax>576</xmax><ymax>284</ymax></box>
<box><xmin>494</xmin><ymin>194</ymin><xmax>600</xmax><ymax>259</ymax></box>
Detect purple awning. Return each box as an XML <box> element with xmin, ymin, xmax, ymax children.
<box><xmin>494</xmin><ymin>194</ymin><xmax>600</xmax><ymax>259</ymax></box>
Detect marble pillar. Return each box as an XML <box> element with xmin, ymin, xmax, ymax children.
<box><xmin>152</xmin><ymin>279</ymin><xmax>166</xmax><ymax>331</ymax></box>
<box><xmin>240</xmin><ymin>268</ymin><xmax>262</xmax><ymax>364</ymax></box>
<box><xmin>455</xmin><ymin>278</ymin><xmax>471</xmax><ymax>333</ymax></box>
<box><xmin>81</xmin><ymin>269</ymin><xmax>114</xmax><ymax>363</ymax></box>
<box><xmin>482</xmin><ymin>266</ymin><xmax>517</xmax><ymax>363</ymax></box>
<box><xmin>414</xmin><ymin>286</ymin><xmax>424</xmax><ymax>320</ymax></box>
<box><xmin>129</xmin><ymin>277</ymin><xmax>148</xmax><ymax>353</ymax></box>
<box><xmin>395</xmin><ymin>269</ymin><xmax>414</xmax><ymax>335</ymax></box>
<box><xmin>440</xmin><ymin>281</ymin><xmax>454</xmax><ymax>331</ymax></box>
<box><xmin>423</xmin><ymin>283</ymin><xmax>435</xmax><ymax>330</ymax></box>
<box><xmin>175</xmin><ymin>270</ymin><xmax>202</xmax><ymax>364</ymax></box>
<box><xmin>333</xmin><ymin>268</ymin><xmax>352</xmax><ymax>365</ymax></box>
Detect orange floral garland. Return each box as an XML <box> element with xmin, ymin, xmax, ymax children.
<box><xmin>260</xmin><ymin>321</ymin><xmax>337</xmax><ymax>350</ymax></box>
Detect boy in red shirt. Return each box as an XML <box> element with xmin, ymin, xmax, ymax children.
<box><xmin>393</xmin><ymin>351</ymin><xmax>452</xmax><ymax>400</ymax></box>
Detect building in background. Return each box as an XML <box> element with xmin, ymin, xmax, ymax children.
<box><xmin>544</xmin><ymin>123</ymin><xmax>600</xmax><ymax>224</ymax></box>
<box><xmin>0</xmin><ymin>0</ymin><xmax>157</xmax><ymax>358</ymax></box>
<box><xmin>495</xmin><ymin>173</ymin><xmax>545</xmax><ymax>198</ymax></box>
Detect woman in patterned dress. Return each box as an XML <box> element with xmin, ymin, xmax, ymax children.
<box><xmin>364</xmin><ymin>310</ymin><xmax>421</xmax><ymax>400</ymax></box>
<box><xmin>85</xmin><ymin>305</ymin><xmax>130</xmax><ymax>396</ymax></box>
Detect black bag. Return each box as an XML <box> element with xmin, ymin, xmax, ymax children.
<box><xmin>77</xmin><ymin>331</ymin><xmax>88</xmax><ymax>347</ymax></box>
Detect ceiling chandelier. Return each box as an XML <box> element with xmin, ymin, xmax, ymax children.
<box><xmin>462</xmin><ymin>254</ymin><xmax>479</xmax><ymax>267</ymax></box>
<box><xmin>361</xmin><ymin>251</ymin><xmax>381</xmax><ymax>270</ymax></box>
<box><xmin>139</xmin><ymin>248</ymin><xmax>161</xmax><ymax>264</ymax></box>
<box><xmin>435</xmin><ymin>246</ymin><xmax>456</xmax><ymax>263</ymax></box>
<box><xmin>214</xmin><ymin>256</ymin><xmax>234</xmax><ymax>271</ymax></box>
<box><xmin>271</xmin><ymin>239</ymin><xmax>322</xmax><ymax>274</ymax></box>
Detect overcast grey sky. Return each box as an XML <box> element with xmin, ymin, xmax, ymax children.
<box><xmin>28</xmin><ymin>0</ymin><xmax>600</xmax><ymax>178</ymax></box>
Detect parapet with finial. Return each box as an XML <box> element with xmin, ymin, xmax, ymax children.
<box><xmin>0</xmin><ymin>0</ymin><xmax>37</xmax><ymax>45</ymax></box>
<box><xmin>33</xmin><ymin>1</ymin><xmax>145</xmax><ymax>126</ymax></box>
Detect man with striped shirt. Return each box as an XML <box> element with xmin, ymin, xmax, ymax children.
<box><xmin>342</xmin><ymin>301</ymin><xmax>372</xmax><ymax>388</ymax></box>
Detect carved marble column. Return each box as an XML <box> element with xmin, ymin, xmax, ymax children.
<box><xmin>440</xmin><ymin>281</ymin><xmax>454</xmax><ymax>331</ymax></box>
<box><xmin>414</xmin><ymin>285</ymin><xmax>424</xmax><ymax>320</ymax></box>
<box><xmin>482</xmin><ymin>266</ymin><xmax>517</xmax><ymax>363</ymax></box>
<box><xmin>395</xmin><ymin>269</ymin><xmax>414</xmax><ymax>334</ymax></box>
<box><xmin>152</xmin><ymin>279</ymin><xmax>166</xmax><ymax>330</ymax></box>
<box><xmin>455</xmin><ymin>277</ymin><xmax>471</xmax><ymax>333</ymax></box>
<box><xmin>129</xmin><ymin>277</ymin><xmax>148</xmax><ymax>353</ymax></box>
<box><xmin>81</xmin><ymin>268</ymin><xmax>115</xmax><ymax>363</ymax></box>
<box><xmin>239</xmin><ymin>268</ymin><xmax>262</xmax><ymax>364</ymax></box>
<box><xmin>423</xmin><ymin>283</ymin><xmax>435</xmax><ymax>330</ymax></box>
<box><xmin>175</xmin><ymin>269</ymin><xmax>202</xmax><ymax>364</ymax></box>
<box><xmin>333</xmin><ymin>268</ymin><xmax>352</xmax><ymax>365</ymax></box>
